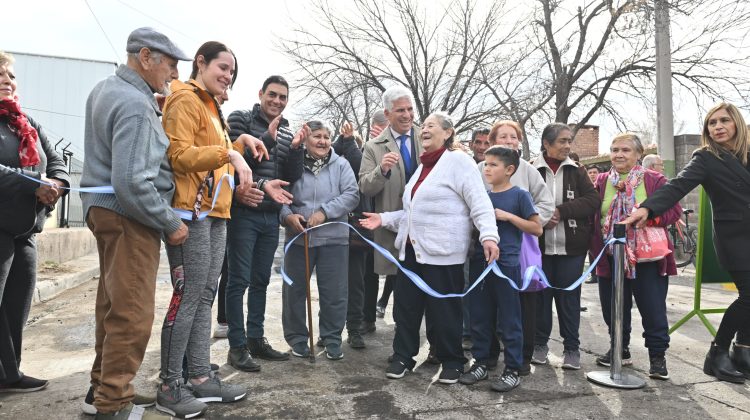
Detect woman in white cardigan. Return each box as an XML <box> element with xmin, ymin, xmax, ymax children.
<box><xmin>361</xmin><ymin>112</ymin><xmax>499</xmax><ymax>384</ymax></box>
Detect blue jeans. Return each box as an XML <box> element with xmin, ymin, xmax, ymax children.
<box><xmin>597</xmin><ymin>258</ymin><xmax>670</xmax><ymax>357</ymax></box>
<box><xmin>225</xmin><ymin>208</ymin><xmax>279</xmax><ymax>348</ymax></box>
<box><xmin>469</xmin><ymin>263</ymin><xmax>523</xmax><ymax>369</ymax></box>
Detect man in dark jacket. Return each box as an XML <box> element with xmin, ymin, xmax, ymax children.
<box><xmin>225</xmin><ymin>75</ymin><xmax>304</xmax><ymax>370</ymax></box>
<box><xmin>333</xmin><ymin>122</ymin><xmax>372</xmax><ymax>349</ymax></box>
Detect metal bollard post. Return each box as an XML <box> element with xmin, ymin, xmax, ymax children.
<box><xmin>587</xmin><ymin>223</ymin><xmax>646</xmax><ymax>389</ymax></box>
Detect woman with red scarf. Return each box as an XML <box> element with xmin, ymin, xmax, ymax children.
<box><xmin>590</xmin><ymin>133</ymin><xmax>681</xmax><ymax>381</ymax></box>
<box><xmin>0</xmin><ymin>51</ymin><xmax>70</xmax><ymax>392</ymax></box>
<box><xmin>360</xmin><ymin>112</ymin><xmax>500</xmax><ymax>385</ymax></box>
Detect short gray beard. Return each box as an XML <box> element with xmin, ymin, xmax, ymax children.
<box><xmin>160</xmin><ymin>82</ymin><xmax>171</xmax><ymax>96</ymax></box>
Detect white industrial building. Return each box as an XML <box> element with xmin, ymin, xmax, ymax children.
<box><xmin>9</xmin><ymin>52</ymin><xmax>116</xmax><ymax>227</ymax></box>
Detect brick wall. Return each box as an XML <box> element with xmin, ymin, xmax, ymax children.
<box><xmin>571</xmin><ymin>125</ymin><xmax>600</xmax><ymax>159</ymax></box>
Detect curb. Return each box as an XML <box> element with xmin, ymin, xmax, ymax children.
<box><xmin>34</xmin><ymin>252</ymin><xmax>99</xmax><ymax>303</ymax></box>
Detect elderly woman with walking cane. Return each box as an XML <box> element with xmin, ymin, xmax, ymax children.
<box><xmin>280</xmin><ymin>120</ymin><xmax>359</xmax><ymax>361</ymax></box>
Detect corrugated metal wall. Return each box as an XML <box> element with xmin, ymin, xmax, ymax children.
<box><xmin>10</xmin><ymin>52</ymin><xmax>116</xmax><ymax>227</ymax></box>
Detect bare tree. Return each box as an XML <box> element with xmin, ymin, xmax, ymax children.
<box><xmin>530</xmin><ymin>0</ymin><xmax>750</xmax><ymax>136</ymax></box>
<box><xmin>281</xmin><ymin>0</ymin><xmax>750</xmax><ymax>158</ymax></box>
<box><xmin>279</xmin><ymin>0</ymin><xmax>523</xmax><ymax>138</ymax></box>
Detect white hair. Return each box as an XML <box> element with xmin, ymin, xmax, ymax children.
<box><xmin>127</xmin><ymin>50</ymin><xmax>163</xmax><ymax>64</ymax></box>
<box><xmin>371</xmin><ymin>110</ymin><xmax>387</xmax><ymax>126</ymax></box>
<box><xmin>382</xmin><ymin>85</ymin><xmax>415</xmax><ymax>111</ymax></box>
<box><xmin>642</xmin><ymin>154</ymin><xmax>662</xmax><ymax>169</ymax></box>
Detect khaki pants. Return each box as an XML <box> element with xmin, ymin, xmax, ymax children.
<box><xmin>86</xmin><ymin>207</ymin><xmax>161</xmax><ymax>414</ymax></box>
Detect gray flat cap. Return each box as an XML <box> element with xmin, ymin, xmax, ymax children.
<box><xmin>126</xmin><ymin>27</ymin><xmax>191</xmax><ymax>61</ymax></box>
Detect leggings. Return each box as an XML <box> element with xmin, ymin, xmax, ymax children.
<box><xmin>714</xmin><ymin>271</ymin><xmax>750</xmax><ymax>349</ymax></box>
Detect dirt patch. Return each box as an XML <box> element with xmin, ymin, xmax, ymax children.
<box><xmin>38</xmin><ymin>261</ymin><xmax>75</xmax><ymax>274</ymax></box>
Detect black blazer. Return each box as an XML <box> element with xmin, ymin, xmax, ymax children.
<box><xmin>0</xmin><ymin>116</ymin><xmax>70</xmax><ymax>238</ymax></box>
<box><xmin>641</xmin><ymin>149</ymin><xmax>750</xmax><ymax>271</ymax></box>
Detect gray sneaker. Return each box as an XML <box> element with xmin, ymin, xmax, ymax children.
<box><xmin>562</xmin><ymin>349</ymin><xmax>581</xmax><ymax>370</ymax></box>
<box><xmin>156</xmin><ymin>380</ymin><xmax>207</xmax><ymax>419</ymax></box>
<box><xmin>531</xmin><ymin>345</ymin><xmax>549</xmax><ymax>365</ymax></box>
<box><xmin>189</xmin><ymin>373</ymin><xmax>247</xmax><ymax>403</ymax></box>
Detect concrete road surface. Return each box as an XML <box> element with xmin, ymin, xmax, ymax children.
<box><xmin>1</xmin><ymin>250</ymin><xmax>749</xmax><ymax>419</ymax></box>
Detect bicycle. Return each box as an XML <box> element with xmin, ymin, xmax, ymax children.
<box><xmin>667</xmin><ymin>209</ymin><xmax>698</xmax><ymax>268</ymax></box>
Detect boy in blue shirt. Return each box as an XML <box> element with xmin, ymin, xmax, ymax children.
<box><xmin>461</xmin><ymin>146</ymin><xmax>542</xmax><ymax>392</ymax></box>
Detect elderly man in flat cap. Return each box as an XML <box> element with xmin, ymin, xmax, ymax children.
<box><xmin>79</xmin><ymin>27</ymin><xmax>191</xmax><ymax>420</ymax></box>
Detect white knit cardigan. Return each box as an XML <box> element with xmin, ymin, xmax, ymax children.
<box><xmin>380</xmin><ymin>149</ymin><xmax>499</xmax><ymax>266</ymax></box>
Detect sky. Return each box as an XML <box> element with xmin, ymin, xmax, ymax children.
<box><xmin>5</xmin><ymin>0</ymin><xmax>747</xmax><ymax>154</ymax></box>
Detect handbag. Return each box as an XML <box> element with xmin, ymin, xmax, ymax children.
<box><xmin>634</xmin><ymin>226</ymin><xmax>672</xmax><ymax>262</ymax></box>
<box><xmin>519</xmin><ymin>232</ymin><xmax>545</xmax><ymax>292</ymax></box>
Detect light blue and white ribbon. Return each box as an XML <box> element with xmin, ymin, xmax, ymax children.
<box><xmin>171</xmin><ymin>174</ymin><xmax>235</xmax><ymax>221</ymax></box>
<box><xmin>15</xmin><ymin>171</ymin><xmax>114</xmax><ymax>193</ymax></box>
<box><xmin>280</xmin><ymin>221</ymin><xmax>624</xmax><ymax>298</ymax></box>
<box><xmin>13</xmin><ymin>170</ymin><xmax>236</xmax><ymax>221</ymax></box>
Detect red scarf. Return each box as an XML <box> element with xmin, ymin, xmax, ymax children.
<box><xmin>411</xmin><ymin>147</ymin><xmax>446</xmax><ymax>198</ymax></box>
<box><xmin>0</xmin><ymin>97</ymin><xmax>40</xmax><ymax>167</ymax></box>
<box><xmin>543</xmin><ymin>154</ymin><xmax>562</xmax><ymax>174</ymax></box>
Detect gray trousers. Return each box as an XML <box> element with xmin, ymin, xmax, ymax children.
<box><xmin>161</xmin><ymin>217</ymin><xmax>226</xmax><ymax>383</ymax></box>
<box><xmin>283</xmin><ymin>244</ymin><xmax>348</xmax><ymax>346</ymax></box>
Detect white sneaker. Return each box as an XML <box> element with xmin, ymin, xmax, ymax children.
<box><xmin>213</xmin><ymin>323</ymin><xmax>228</xmax><ymax>339</ymax></box>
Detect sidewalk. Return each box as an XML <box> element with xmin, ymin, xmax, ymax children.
<box><xmin>1</xmin><ymin>246</ymin><xmax>748</xmax><ymax>419</ymax></box>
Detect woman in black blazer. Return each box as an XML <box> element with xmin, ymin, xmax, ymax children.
<box><xmin>0</xmin><ymin>51</ymin><xmax>70</xmax><ymax>392</ymax></box>
<box><xmin>627</xmin><ymin>102</ymin><xmax>750</xmax><ymax>384</ymax></box>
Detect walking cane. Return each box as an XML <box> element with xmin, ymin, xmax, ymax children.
<box><xmin>587</xmin><ymin>223</ymin><xmax>644</xmax><ymax>388</ymax></box>
<box><xmin>303</xmin><ymin>225</ymin><xmax>315</xmax><ymax>363</ymax></box>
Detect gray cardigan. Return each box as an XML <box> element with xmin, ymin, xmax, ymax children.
<box><xmin>80</xmin><ymin>65</ymin><xmax>182</xmax><ymax>235</ymax></box>
<box><xmin>0</xmin><ymin>116</ymin><xmax>70</xmax><ymax>237</ymax></box>
<box><xmin>280</xmin><ymin>150</ymin><xmax>359</xmax><ymax>248</ymax></box>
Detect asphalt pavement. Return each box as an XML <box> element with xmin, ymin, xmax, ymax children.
<box><xmin>0</xmin><ymin>249</ymin><xmax>748</xmax><ymax>419</ymax></box>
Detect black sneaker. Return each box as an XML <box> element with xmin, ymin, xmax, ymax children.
<box><xmin>325</xmin><ymin>343</ymin><xmax>344</xmax><ymax>360</ymax></box>
<box><xmin>438</xmin><ymin>368</ymin><xmax>461</xmax><ymax>384</ymax></box>
<box><xmin>649</xmin><ymin>355</ymin><xmax>670</xmax><ymax>380</ymax></box>
<box><xmin>347</xmin><ymin>331</ymin><xmax>366</xmax><ymax>349</ymax></box>
<box><xmin>596</xmin><ymin>348</ymin><xmax>632</xmax><ymax>367</ymax></box>
<box><xmin>316</xmin><ymin>337</ymin><xmax>325</xmax><ymax>348</ymax></box>
<box><xmin>0</xmin><ymin>375</ymin><xmax>48</xmax><ymax>393</ymax></box>
<box><xmin>227</xmin><ymin>346</ymin><xmax>261</xmax><ymax>372</ymax></box>
<box><xmin>491</xmin><ymin>368</ymin><xmax>521</xmax><ymax>392</ymax></box>
<box><xmin>247</xmin><ymin>337</ymin><xmax>290</xmax><ymax>361</ymax></box>
<box><xmin>291</xmin><ymin>342</ymin><xmax>311</xmax><ymax>358</ymax></box>
<box><xmin>459</xmin><ymin>364</ymin><xmax>488</xmax><ymax>385</ymax></box>
<box><xmin>386</xmin><ymin>360</ymin><xmax>409</xmax><ymax>379</ymax></box>
<box><xmin>375</xmin><ymin>305</ymin><xmax>386</xmax><ymax>318</ymax></box>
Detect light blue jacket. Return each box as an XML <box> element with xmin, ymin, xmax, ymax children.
<box><xmin>280</xmin><ymin>150</ymin><xmax>359</xmax><ymax>247</ymax></box>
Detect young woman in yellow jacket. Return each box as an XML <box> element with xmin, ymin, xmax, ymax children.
<box><xmin>156</xmin><ymin>41</ymin><xmax>267</xmax><ymax>418</ymax></box>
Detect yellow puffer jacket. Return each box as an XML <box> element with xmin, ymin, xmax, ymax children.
<box><xmin>163</xmin><ymin>79</ymin><xmax>243</xmax><ymax>219</ymax></box>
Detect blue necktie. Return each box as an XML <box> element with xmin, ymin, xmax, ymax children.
<box><xmin>399</xmin><ymin>134</ymin><xmax>412</xmax><ymax>179</ymax></box>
